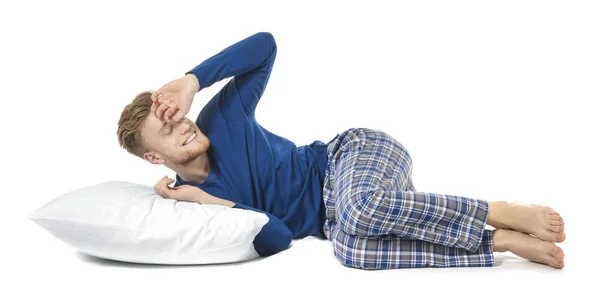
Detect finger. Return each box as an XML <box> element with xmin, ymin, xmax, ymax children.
<box><xmin>157</xmin><ymin>175</ymin><xmax>169</xmax><ymax>184</ymax></box>
<box><xmin>156</xmin><ymin>103</ymin><xmax>170</xmax><ymax>120</ymax></box>
<box><xmin>163</xmin><ymin>106</ymin><xmax>177</xmax><ymax>122</ymax></box>
<box><xmin>163</xmin><ymin>182</ymin><xmax>178</xmax><ymax>196</ymax></box>
<box><xmin>151</xmin><ymin>89</ymin><xmax>164</xmax><ymax>103</ymax></box>
<box><xmin>171</xmin><ymin>109</ymin><xmax>185</xmax><ymax>123</ymax></box>
<box><xmin>154</xmin><ymin>186</ymin><xmax>165</xmax><ymax>198</ymax></box>
<box><xmin>162</xmin><ymin>186</ymin><xmax>173</xmax><ymax>195</ymax></box>
<box><xmin>157</xmin><ymin>93</ymin><xmax>172</xmax><ymax>104</ymax></box>
<box><xmin>151</xmin><ymin>100</ymin><xmax>160</xmax><ymax>113</ymax></box>
<box><xmin>161</xmin><ymin>96</ymin><xmax>178</xmax><ymax>109</ymax></box>
<box><xmin>157</xmin><ymin>176</ymin><xmax>174</xmax><ymax>197</ymax></box>
<box><xmin>155</xmin><ymin>177</ymin><xmax>167</xmax><ymax>193</ymax></box>
<box><xmin>164</xmin><ymin>107</ymin><xmax>178</xmax><ymax>122</ymax></box>
<box><xmin>154</xmin><ymin>177</ymin><xmax>165</xmax><ymax>190</ymax></box>
<box><xmin>164</xmin><ymin>104</ymin><xmax>179</xmax><ymax>122</ymax></box>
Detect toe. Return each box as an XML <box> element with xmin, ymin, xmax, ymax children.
<box><xmin>550</xmin><ymin>220</ymin><xmax>564</xmax><ymax>226</ymax></box>
<box><xmin>549</xmin><ymin>225</ymin><xmax>564</xmax><ymax>233</ymax></box>
<box><xmin>552</xmin><ymin>246</ymin><xmax>565</xmax><ymax>261</ymax></box>
<box><xmin>535</xmin><ymin>230</ymin><xmax>566</xmax><ymax>243</ymax></box>
<box><xmin>547</xmin><ymin>245</ymin><xmax>565</xmax><ymax>268</ymax></box>
<box><xmin>550</xmin><ymin>260</ymin><xmax>564</xmax><ymax>269</ymax></box>
<box><xmin>549</xmin><ymin>215</ymin><xmax>563</xmax><ymax>222</ymax></box>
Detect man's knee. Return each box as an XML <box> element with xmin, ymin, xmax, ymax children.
<box><xmin>331</xmin><ymin>231</ymin><xmax>377</xmax><ymax>270</ymax></box>
<box><xmin>338</xmin><ymin>190</ymin><xmax>381</xmax><ymax>236</ymax></box>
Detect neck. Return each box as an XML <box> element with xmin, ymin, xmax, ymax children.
<box><xmin>171</xmin><ymin>152</ymin><xmax>211</xmax><ymax>184</ymax></box>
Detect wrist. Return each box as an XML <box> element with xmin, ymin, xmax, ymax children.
<box><xmin>193</xmin><ymin>188</ymin><xmax>207</xmax><ymax>204</ymax></box>
<box><xmin>184</xmin><ymin>73</ymin><xmax>200</xmax><ymax>92</ymax></box>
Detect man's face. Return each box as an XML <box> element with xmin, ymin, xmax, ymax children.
<box><xmin>141</xmin><ymin>112</ymin><xmax>210</xmax><ymax>166</ymax></box>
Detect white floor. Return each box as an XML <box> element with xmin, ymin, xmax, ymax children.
<box><xmin>4</xmin><ymin>214</ymin><xmax>595</xmax><ymax>305</ymax></box>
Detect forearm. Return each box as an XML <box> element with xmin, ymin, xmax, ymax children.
<box><xmin>209</xmin><ymin>197</ymin><xmax>235</xmax><ymax>208</ymax></box>
<box><xmin>186</xmin><ymin>32</ymin><xmax>276</xmax><ymax>91</ymax></box>
<box><xmin>193</xmin><ymin>189</ymin><xmax>234</xmax><ymax>207</ymax></box>
<box><xmin>183</xmin><ymin>73</ymin><xmax>201</xmax><ymax>93</ymax></box>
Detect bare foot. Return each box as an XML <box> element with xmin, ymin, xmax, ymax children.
<box><xmin>493</xmin><ymin>228</ymin><xmax>565</xmax><ymax>269</ymax></box>
<box><xmin>489</xmin><ymin>201</ymin><xmax>566</xmax><ymax>243</ymax></box>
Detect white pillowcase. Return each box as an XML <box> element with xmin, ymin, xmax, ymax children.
<box><xmin>29</xmin><ymin>181</ymin><xmax>269</xmax><ymax>265</ymax></box>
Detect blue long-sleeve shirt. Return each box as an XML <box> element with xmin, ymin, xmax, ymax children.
<box><xmin>173</xmin><ymin>32</ymin><xmax>333</xmax><ymax>257</ymax></box>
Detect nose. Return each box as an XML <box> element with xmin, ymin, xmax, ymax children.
<box><xmin>178</xmin><ymin>121</ymin><xmax>191</xmax><ymax>135</ymax></box>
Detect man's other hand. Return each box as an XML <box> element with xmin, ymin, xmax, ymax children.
<box><xmin>151</xmin><ymin>74</ymin><xmax>200</xmax><ymax>123</ymax></box>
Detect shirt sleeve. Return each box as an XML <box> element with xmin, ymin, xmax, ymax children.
<box><xmin>186</xmin><ymin>31</ymin><xmax>277</xmax><ymax>118</ymax></box>
<box><xmin>231</xmin><ymin>201</ymin><xmax>293</xmax><ymax>257</ymax></box>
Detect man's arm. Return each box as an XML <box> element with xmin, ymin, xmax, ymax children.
<box><xmin>230</xmin><ymin>201</ymin><xmax>293</xmax><ymax>257</ymax></box>
<box><xmin>197</xmin><ymin>194</ymin><xmax>293</xmax><ymax>257</ymax></box>
<box><xmin>186</xmin><ymin>32</ymin><xmax>277</xmax><ymax>118</ymax></box>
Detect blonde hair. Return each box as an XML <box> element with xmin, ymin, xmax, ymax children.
<box><xmin>116</xmin><ymin>91</ymin><xmax>154</xmax><ymax>159</ymax></box>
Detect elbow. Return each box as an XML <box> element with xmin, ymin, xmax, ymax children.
<box><xmin>267</xmin><ymin>230</ymin><xmax>292</xmax><ymax>257</ymax></box>
<box><xmin>256</xmin><ymin>31</ymin><xmax>277</xmax><ymax>52</ymax></box>
<box><xmin>257</xmin><ymin>31</ymin><xmax>274</xmax><ymax>41</ymax></box>
<box><xmin>253</xmin><ymin>226</ymin><xmax>292</xmax><ymax>257</ymax></box>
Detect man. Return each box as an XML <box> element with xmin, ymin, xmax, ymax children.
<box><xmin>117</xmin><ymin>32</ymin><xmax>566</xmax><ymax>269</ymax></box>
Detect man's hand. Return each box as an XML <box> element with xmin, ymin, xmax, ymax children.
<box><xmin>151</xmin><ymin>73</ymin><xmax>200</xmax><ymax>123</ymax></box>
<box><xmin>153</xmin><ymin>176</ymin><xmax>234</xmax><ymax>207</ymax></box>
<box><xmin>154</xmin><ymin>175</ymin><xmax>203</xmax><ymax>203</ymax></box>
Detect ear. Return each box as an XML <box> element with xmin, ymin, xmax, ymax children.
<box><xmin>143</xmin><ymin>151</ymin><xmax>164</xmax><ymax>165</ymax></box>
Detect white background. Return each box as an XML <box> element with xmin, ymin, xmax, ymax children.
<box><xmin>1</xmin><ymin>0</ymin><xmax>598</xmax><ymax>304</ymax></box>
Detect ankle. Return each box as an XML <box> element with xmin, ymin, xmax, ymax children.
<box><xmin>492</xmin><ymin>229</ymin><xmax>510</xmax><ymax>252</ymax></box>
<box><xmin>488</xmin><ymin>201</ymin><xmax>510</xmax><ymax>229</ymax></box>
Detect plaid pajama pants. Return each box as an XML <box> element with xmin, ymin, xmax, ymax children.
<box><xmin>322</xmin><ymin>128</ymin><xmax>495</xmax><ymax>270</ymax></box>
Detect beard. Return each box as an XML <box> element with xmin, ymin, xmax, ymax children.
<box><xmin>171</xmin><ymin>133</ymin><xmax>211</xmax><ymax>165</ymax></box>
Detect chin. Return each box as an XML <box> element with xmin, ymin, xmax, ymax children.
<box><xmin>198</xmin><ymin>137</ymin><xmax>210</xmax><ymax>151</ymax></box>
<box><xmin>196</xmin><ymin>137</ymin><xmax>210</xmax><ymax>151</ymax></box>
<box><xmin>177</xmin><ymin>141</ymin><xmax>209</xmax><ymax>164</ymax></box>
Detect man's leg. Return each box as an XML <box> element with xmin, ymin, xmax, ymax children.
<box><xmin>327</xmin><ymin>225</ymin><xmax>564</xmax><ymax>270</ymax></box>
<box><xmin>328</xmin><ymin>223</ymin><xmax>495</xmax><ymax>269</ymax></box>
<box><xmin>322</xmin><ymin>128</ymin><xmax>564</xmax><ymax>269</ymax></box>
<box><xmin>325</xmin><ymin>127</ymin><xmax>490</xmax><ymax>252</ymax></box>
<box><xmin>324</xmin><ymin>128</ymin><xmax>566</xmax><ymax>252</ymax></box>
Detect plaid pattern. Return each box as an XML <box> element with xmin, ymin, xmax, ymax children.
<box><xmin>322</xmin><ymin>128</ymin><xmax>494</xmax><ymax>269</ymax></box>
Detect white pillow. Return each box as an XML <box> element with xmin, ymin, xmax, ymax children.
<box><xmin>29</xmin><ymin>181</ymin><xmax>269</xmax><ymax>265</ymax></box>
